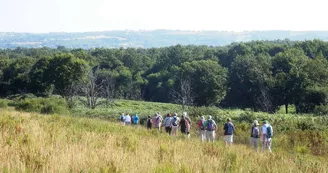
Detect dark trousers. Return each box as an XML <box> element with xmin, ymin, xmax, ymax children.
<box><xmin>165</xmin><ymin>126</ymin><xmax>172</xmax><ymax>135</ymax></box>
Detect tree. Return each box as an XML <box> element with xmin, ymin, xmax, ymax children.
<box><xmin>99</xmin><ymin>69</ymin><xmax>118</xmax><ymax>107</ymax></box>
<box><xmin>29</xmin><ymin>57</ymin><xmax>53</xmax><ymax>96</ymax></box>
<box><xmin>227</xmin><ymin>53</ymin><xmax>275</xmax><ymax>112</ymax></box>
<box><xmin>78</xmin><ymin>68</ymin><xmax>104</xmax><ymax>109</ymax></box>
<box><xmin>180</xmin><ymin>60</ymin><xmax>227</xmax><ymax>106</ymax></box>
<box><xmin>171</xmin><ymin>77</ymin><xmax>194</xmax><ymax>110</ymax></box>
<box><xmin>271</xmin><ymin>48</ymin><xmax>309</xmax><ymax>113</ymax></box>
<box><xmin>45</xmin><ymin>53</ymin><xmax>88</xmax><ymax>107</ymax></box>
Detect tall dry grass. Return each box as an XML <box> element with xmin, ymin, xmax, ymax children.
<box><xmin>0</xmin><ymin>108</ymin><xmax>327</xmax><ymax>173</ymax></box>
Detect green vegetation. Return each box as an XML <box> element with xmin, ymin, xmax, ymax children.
<box><xmin>0</xmin><ymin>108</ymin><xmax>328</xmax><ymax>172</ymax></box>
<box><xmin>2</xmin><ymin>40</ymin><xmax>328</xmax><ymax>114</ymax></box>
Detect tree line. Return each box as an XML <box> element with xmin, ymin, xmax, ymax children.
<box><xmin>1</xmin><ymin>39</ymin><xmax>328</xmax><ymax>114</ymax></box>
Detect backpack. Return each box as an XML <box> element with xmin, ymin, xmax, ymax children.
<box><xmin>120</xmin><ymin>116</ymin><xmax>124</xmax><ymax>122</ymax></box>
<box><xmin>156</xmin><ymin>116</ymin><xmax>162</xmax><ymax>123</ymax></box>
<box><xmin>133</xmin><ymin>116</ymin><xmax>139</xmax><ymax>124</ymax></box>
<box><xmin>172</xmin><ymin>117</ymin><xmax>178</xmax><ymax>126</ymax></box>
<box><xmin>266</xmin><ymin>125</ymin><xmax>273</xmax><ymax>138</ymax></box>
<box><xmin>147</xmin><ymin>118</ymin><xmax>152</xmax><ymax>126</ymax></box>
<box><xmin>198</xmin><ymin>120</ymin><xmax>205</xmax><ymax>130</ymax></box>
<box><xmin>225</xmin><ymin>122</ymin><xmax>234</xmax><ymax>135</ymax></box>
<box><xmin>207</xmin><ymin>120</ymin><xmax>215</xmax><ymax>130</ymax></box>
<box><xmin>251</xmin><ymin>126</ymin><xmax>259</xmax><ymax>138</ymax></box>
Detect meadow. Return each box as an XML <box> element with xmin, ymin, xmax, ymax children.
<box><xmin>1</xmin><ymin>101</ymin><xmax>328</xmax><ymax>172</ymax></box>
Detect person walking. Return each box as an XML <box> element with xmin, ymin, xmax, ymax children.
<box><xmin>265</xmin><ymin>121</ymin><xmax>273</xmax><ymax>152</ymax></box>
<box><xmin>197</xmin><ymin>116</ymin><xmax>206</xmax><ymax>142</ymax></box>
<box><xmin>205</xmin><ymin>115</ymin><xmax>217</xmax><ymax>142</ymax></box>
<box><xmin>223</xmin><ymin>118</ymin><xmax>235</xmax><ymax>147</ymax></box>
<box><xmin>164</xmin><ymin>113</ymin><xmax>173</xmax><ymax>135</ymax></box>
<box><xmin>261</xmin><ymin>120</ymin><xmax>269</xmax><ymax>151</ymax></box>
<box><xmin>119</xmin><ymin>113</ymin><xmax>125</xmax><ymax>125</ymax></box>
<box><xmin>171</xmin><ymin>113</ymin><xmax>180</xmax><ymax>136</ymax></box>
<box><xmin>132</xmin><ymin>114</ymin><xmax>139</xmax><ymax>125</ymax></box>
<box><xmin>124</xmin><ymin>113</ymin><xmax>131</xmax><ymax>125</ymax></box>
<box><xmin>180</xmin><ymin>115</ymin><xmax>190</xmax><ymax>137</ymax></box>
<box><xmin>250</xmin><ymin>120</ymin><xmax>260</xmax><ymax>151</ymax></box>
<box><xmin>146</xmin><ymin>115</ymin><xmax>152</xmax><ymax>130</ymax></box>
<box><xmin>183</xmin><ymin>112</ymin><xmax>192</xmax><ymax>138</ymax></box>
<box><xmin>153</xmin><ymin>113</ymin><xmax>163</xmax><ymax>131</ymax></box>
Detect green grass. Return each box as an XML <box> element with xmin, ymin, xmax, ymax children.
<box><xmin>0</xmin><ymin>108</ymin><xmax>328</xmax><ymax>172</ymax></box>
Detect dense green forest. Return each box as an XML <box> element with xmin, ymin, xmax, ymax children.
<box><xmin>1</xmin><ymin>39</ymin><xmax>328</xmax><ymax>114</ymax></box>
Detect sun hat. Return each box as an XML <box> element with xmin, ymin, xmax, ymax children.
<box><xmin>253</xmin><ymin>120</ymin><xmax>259</xmax><ymax>126</ymax></box>
<box><xmin>208</xmin><ymin>115</ymin><xmax>212</xmax><ymax>120</ymax></box>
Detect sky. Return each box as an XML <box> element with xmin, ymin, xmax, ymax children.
<box><xmin>0</xmin><ymin>0</ymin><xmax>327</xmax><ymax>33</ymax></box>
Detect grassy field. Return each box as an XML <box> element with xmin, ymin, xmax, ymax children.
<box><xmin>1</xmin><ymin>107</ymin><xmax>328</xmax><ymax>173</ymax></box>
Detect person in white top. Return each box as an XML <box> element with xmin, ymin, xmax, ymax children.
<box><xmin>164</xmin><ymin>113</ymin><xmax>173</xmax><ymax>135</ymax></box>
<box><xmin>124</xmin><ymin>113</ymin><xmax>131</xmax><ymax>125</ymax></box>
<box><xmin>261</xmin><ymin>121</ymin><xmax>268</xmax><ymax>150</ymax></box>
<box><xmin>171</xmin><ymin>113</ymin><xmax>180</xmax><ymax>136</ymax></box>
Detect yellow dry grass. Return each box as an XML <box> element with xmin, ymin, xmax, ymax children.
<box><xmin>0</xmin><ymin>108</ymin><xmax>327</xmax><ymax>173</ymax></box>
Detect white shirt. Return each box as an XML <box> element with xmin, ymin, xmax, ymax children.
<box><xmin>124</xmin><ymin>115</ymin><xmax>131</xmax><ymax>123</ymax></box>
<box><xmin>262</xmin><ymin>124</ymin><xmax>268</xmax><ymax>134</ymax></box>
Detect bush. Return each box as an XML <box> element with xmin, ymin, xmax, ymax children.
<box><xmin>314</xmin><ymin>105</ymin><xmax>328</xmax><ymax>115</ymax></box>
<box><xmin>0</xmin><ymin>99</ymin><xmax>8</xmax><ymax>108</ymax></box>
<box><xmin>15</xmin><ymin>97</ymin><xmax>69</xmax><ymax>115</ymax></box>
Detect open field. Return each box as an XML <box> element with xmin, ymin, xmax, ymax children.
<box><xmin>1</xmin><ymin>107</ymin><xmax>328</xmax><ymax>173</ymax></box>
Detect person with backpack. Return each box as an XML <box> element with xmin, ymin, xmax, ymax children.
<box><xmin>205</xmin><ymin>115</ymin><xmax>217</xmax><ymax>142</ymax></box>
<box><xmin>183</xmin><ymin>112</ymin><xmax>192</xmax><ymax>138</ymax></box>
<box><xmin>197</xmin><ymin>116</ymin><xmax>206</xmax><ymax>142</ymax></box>
<box><xmin>180</xmin><ymin>115</ymin><xmax>190</xmax><ymax>137</ymax></box>
<box><xmin>119</xmin><ymin>113</ymin><xmax>125</xmax><ymax>125</ymax></box>
<box><xmin>146</xmin><ymin>115</ymin><xmax>152</xmax><ymax>130</ymax></box>
<box><xmin>132</xmin><ymin>114</ymin><xmax>139</xmax><ymax>125</ymax></box>
<box><xmin>261</xmin><ymin>120</ymin><xmax>269</xmax><ymax>151</ymax></box>
<box><xmin>124</xmin><ymin>113</ymin><xmax>131</xmax><ymax>125</ymax></box>
<box><xmin>250</xmin><ymin>120</ymin><xmax>260</xmax><ymax>151</ymax></box>
<box><xmin>153</xmin><ymin>113</ymin><xmax>163</xmax><ymax>131</ymax></box>
<box><xmin>164</xmin><ymin>113</ymin><xmax>173</xmax><ymax>135</ymax></box>
<box><xmin>265</xmin><ymin>121</ymin><xmax>273</xmax><ymax>152</ymax></box>
<box><xmin>171</xmin><ymin>113</ymin><xmax>180</xmax><ymax>136</ymax></box>
<box><xmin>223</xmin><ymin>118</ymin><xmax>235</xmax><ymax>147</ymax></box>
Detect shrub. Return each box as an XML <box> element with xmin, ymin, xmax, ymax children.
<box><xmin>15</xmin><ymin>97</ymin><xmax>69</xmax><ymax>115</ymax></box>
<box><xmin>314</xmin><ymin>105</ymin><xmax>328</xmax><ymax>115</ymax></box>
<box><xmin>0</xmin><ymin>99</ymin><xmax>8</xmax><ymax>108</ymax></box>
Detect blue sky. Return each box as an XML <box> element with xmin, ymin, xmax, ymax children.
<box><xmin>0</xmin><ymin>0</ymin><xmax>327</xmax><ymax>32</ymax></box>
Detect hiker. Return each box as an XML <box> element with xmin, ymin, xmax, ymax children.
<box><xmin>146</xmin><ymin>115</ymin><xmax>152</xmax><ymax>130</ymax></box>
<box><xmin>264</xmin><ymin>121</ymin><xmax>273</xmax><ymax>152</ymax></box>
<box><xmin>119</xmin><ymin>113</ymin><xmax>125</xmax><ymax>125</ymax></box>
<box><xmin>164</xmin><ymin>113</ymin><xmax>173</xmax><ymax>135</ymax></box>
<box><xmin>180</xmin><ymin>115</ymin><xmax>190</xmax><ymax>137</ymax></box>
<box><xmin>132</xmin><ymin>114</ymin><xmax>139</xmax><ymax>125</ymax></box>
<box><xmin>223</xmin><ymin>118</ymin><xmax>235</xmax><ymax>147</ymax></box>
<box><xmin>197</xmin><ymin>116</ymin><xmax>206</xmax><ymax>142</ymax></box>
<box><xmin>205</xmin><ymin>115</ymin><xmax>217</xmax><ymax>142</ymax></box>
<box><xmin>171</xmin><ymin>113</ymin><xmax>180</xmax><ymax>136</ymax></box>
<box><xmin>183</xmin><ymin>112</ymin><xmax>192</xmax><ymax>138</ymax></box>
<box><xmin>124</xmin><ymin>113</ymin><xmax>131</xmax><ymax>125</ymax></box>
<box><xmin>261</xmin><ymin>120</ymin><xmax>268</xmax><ymax>151</ymax></box>
<box><xmin>250</xmin><ymin>120</ymin><xmax>260</xmax><ymax>151</ymax></box>
<box><xmin>153</xmin><ymin>112</ymin><xmax>163</xmax><ymax>131</ymax></box>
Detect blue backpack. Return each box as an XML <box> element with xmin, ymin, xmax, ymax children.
<box><xmin>207</xmin><ymin>120</ymin><xmax>215</xmax><ymax>130</ymax></box>
<box><xmin>172</xmin><ymin>117</ymin><xmax>178</xmax><ymax>126</ymax></box>
<box><xmin>266</xmin><ymin>125</ymin><xmax>273</xmax><ymax>138</ymax></box>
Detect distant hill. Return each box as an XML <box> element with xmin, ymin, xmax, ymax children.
<box><xmin>1</xmin><ymin>30</ymin><xmax>328</xmax><ymax>49</ymax></box>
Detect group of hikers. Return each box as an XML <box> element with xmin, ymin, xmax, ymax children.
<box><xmin>119</xmin><ymin>112</ymin><xmax>273</xmax><ymax>152</ymax></box>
